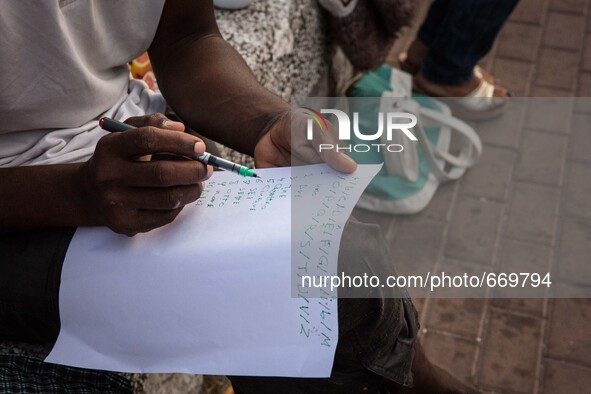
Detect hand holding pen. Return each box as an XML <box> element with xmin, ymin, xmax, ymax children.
<box><xmin>78</xmin><ymin>113</ymin><xmax>211</xmax><ymax>236</ymax></box>
<box><xmin>100</xmin><ymin>117</ymin><xmax>259</xmax><ymax>178</ymax></box>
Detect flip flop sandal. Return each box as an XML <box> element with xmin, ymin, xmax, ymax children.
<box><xmin>399</xmin><ymin>52</ymin><xmax>497</xmax><ymax>84</ymax></box>
<box><xmin>413</xmin><ymin>75</ymin><xmax>509</xmax><ymax>121</ymax></box>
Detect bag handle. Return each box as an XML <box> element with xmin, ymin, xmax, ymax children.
<box><xmin>415</xmin><ymin>105</ymin><xmax>482</xmax><ymax>182</ymax></box>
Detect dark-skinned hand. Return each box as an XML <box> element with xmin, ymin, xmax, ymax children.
<box><xmin>79</xmin><ymin>113</ymin><xmax>212</xmax><ymax>236</ymax></box>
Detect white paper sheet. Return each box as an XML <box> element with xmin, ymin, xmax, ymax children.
<box><xmin>45</xmin><ymin>164</ymin><xmax>381</xmax><ymax>377</ymax></box>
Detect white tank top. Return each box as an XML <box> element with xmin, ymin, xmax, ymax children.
<box><xmin>0</xmin><ymin>0</ymin><xmax>167</xmax><ymax>166</ymax></box>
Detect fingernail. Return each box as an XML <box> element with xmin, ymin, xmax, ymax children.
<box><xmin>194</xmin><ymin>141</ymin><xmax>206</xmax><ymax>155</ymax></box>
<box><xmin>163</xmin><ymin>120</ymin><xmax>184</xmax><ymax>130</ymax></box>
<box><xmin>206</xmin><ymin>165</ymin><xmax>214</xmax><ymax>180</ymax></box>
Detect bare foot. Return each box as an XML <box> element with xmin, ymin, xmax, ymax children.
<box><xmin>414</xmin><ymin>71</ymin><xmax>510</xmax><ymax>98</ymax></box>
<box><xmin>401</xmin><ymin>39</ymin><xmax>496</xmax><ymax>85</ymax></box>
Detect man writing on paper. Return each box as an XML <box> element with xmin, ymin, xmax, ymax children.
<box><xmin>0</xmin><ymin>1</ymin><xmax>476</xmax><ymax>393</ymax></box>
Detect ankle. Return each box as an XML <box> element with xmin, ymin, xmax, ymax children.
<box><xmin>415</xmin><ymin>72</ymin><xmax>480</xmax><ymax>97</ymax></box>
<box><xmin>406</xmin><ymin>40</ymin><xmax>429</xmax><ymax>65</ymax></box>
<box><xmin>401</xmin><ymin>40</ymin><xmax>430</xmax><ymax>75</ymax></box>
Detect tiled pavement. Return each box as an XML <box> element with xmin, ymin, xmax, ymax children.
<box><xmin>352</xmin><ymin>0</ymin><xmax>591</xmax><ymax>393</ymax></box>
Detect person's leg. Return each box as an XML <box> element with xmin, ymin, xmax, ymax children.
<box><xmin>0</xmin><ymin>228</ymin><xmax>133</xmax><ymax>393</ymax></box>
<box><xmin>401</xmin><ymin>0</ymin><xmax>450</xmax><ymax>75</ymax></box>
<box><xmin>416</xmin><ymin>0</ymin><xmax>451</xmax><ymax>48</ymax></box>
<box><xmin>0</xmin><ymin>228</ymin><xmax>75</xmax><ymax>343</ymax></box>
<box><xmin>229</xmin><ymin>221</ymin><xmax>417</xmax><ymax>393</ymax></box>
<box><xmin>230</xmin><ymin>221</ymin><xmax>479</xmax><ymax>393</ymax></box>
<box><xmin>420</xmin><ymin>0</ymin><xmax>518</xmax><ymax>86</ymax></box>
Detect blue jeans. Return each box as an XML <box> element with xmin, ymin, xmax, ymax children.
<box><xmin>418</xmin><ymin>0</ymin><xmax>519</xmax><ymax>85</ymax></box>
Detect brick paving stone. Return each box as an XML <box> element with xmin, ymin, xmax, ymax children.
<box><xmin>543</xmin><ymin>12</ymin><xmax>585</xmax><ymax>51</ymax></box>
<box><xmin>418</xmin><ymin>181</ymin><xmax>457</xmax><ymax>223</ymax></box>
<box><xmin>492</xmin><ymin>58</ymin><xmax>534</xmax><ymax>96</ymax></box>
<box><xmin>547</xmin><ymin>284</ymin><xmax>591</xmax><ymax>367</ymax></box>
<box><xmin>525</xmin><ymin>97</ymin><xmax>574</xmax><ymax>134</ymax></box>
<box><xmin>421</xmin><ymin>331</ymin><xmax>477</xmax><ymax>387</ymax></box>
<box><xmin>426</xmin><ymin>260</ymin><xmax>487</xmax><ymax>337</ymax></box>
<box><xmin>433</xmin><ymin>259</ymin><xmax>489</xmax><ymax>297</ymax></box>
<box><xmin>542</xmin><ymin>360</ymin><xmax>591</xmax><ymax>394</ymax></box>
<box><xmin>582</xmin><ymin>34</ymin><xmax>591</xmax><ymax>71</ymax></box>
<box><xmin>491</xmin><ymin>239</ymin><xmax>552</xmax><ymax>316</ymax></box>
<box><xmin>477</xmin><ymin>100</ymin><xmax>526</xmax><ymax>149</ymax></box>
<box><xmin>352</xmin><ymin>207</ymin><xmax>395</xmax><ymax>236</ymax></box>
<box><xmin>461</xmin><ymin>146</ymin><xmax>516</xmax><ymax>201</ymax></box>
<box><xmin>445</xmin><ymin>195</ymin><xmax>504</xmax><ymax>265</ymax></box>
<box><xmin>491</xmin><ymin>298</ymin><xmax>547</xmax><ymax>323</ymax></box>
<box><xmin>530</xmin><ymin>85</ymin><xmax>575</xmax><ymax>97</ymax></box>
<box><xmin>514</xmin><ymin>130</ymin><xmax>568</xmax><ymax>186</ymax></box>
<box><xmin>577</xmin><ymin>71</ymin><xmax>591</xmax><ymax>97</ymax></box>
<box><xmin>479</xmin><ymin>310</ymin><xmax>542</xmax><ymax>393</ymax></box>
<box><xmin>555</xmin><ymin>218</ymin><xmax>591</xmax><ymax>286</ymax></box>
<box><xmin>505</xmin><ymin>182</ymin><xmax>560</xmax><ymax>245</ymax></box>
<box><xmin>550</xmin><ymin>0</ymin><xmax>589</xmax><ymax>13</ymax></box>
<box><xmin>564</xmin><ymin>161</ymin><xmax>591</xmax><ymax>219</ymax></box>
<box><xmin>576</xmin><ymin>74</ymin><xmax>591</xmax><ymax>112</ymax></box>
<box><xmin>389</xmin><ymin>219</ymin><xmax>445</xmax><ymax>269</ymax></box>
<box><xmin>535</xmin><ymin>48</ymin><xmax>580</xmax><ymax>90</ymax></box>
<box><xmin>496</xmin><ymin>238</ymin><xmax>553</xmax><ymax>276</ymax></box>
<box><xmin>510</xmin><ymin>0</ymin><xmax>550</xmax><ymax>25</ymax></box>
<box><xmin>388</xmin><ymin>219</ymin><xmax>445</xmax><ymax>297</ymax></box>
<box><xmin>497</xmin><ymin>22</ymin><xmax>542</xmax><ymax>62</ymax></box>
<box><xmin>570</xmin><ymin>114</ymin><xmax>591</xmax><ymax>162</ymax></box>
<box><xmin>426</xmin><ymin>298</ymin><xmax>485</xmax><ymax>339</ymax></box>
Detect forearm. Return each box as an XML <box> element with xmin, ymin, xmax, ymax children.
<box><xmin>0</xmin><ymin>164</ymin><xmax>95</xmax><ymax>231</ymax></box>
<box><xmin>149</xmin><ymin>34</ymin><xmax>290</xmax><ymax>157</ymax></box>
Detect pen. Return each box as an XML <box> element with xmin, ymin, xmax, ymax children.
<box><xmin>99</xmin><ymin>117</ymin><xmax>260</xmax><ymax>178</ymax></box>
